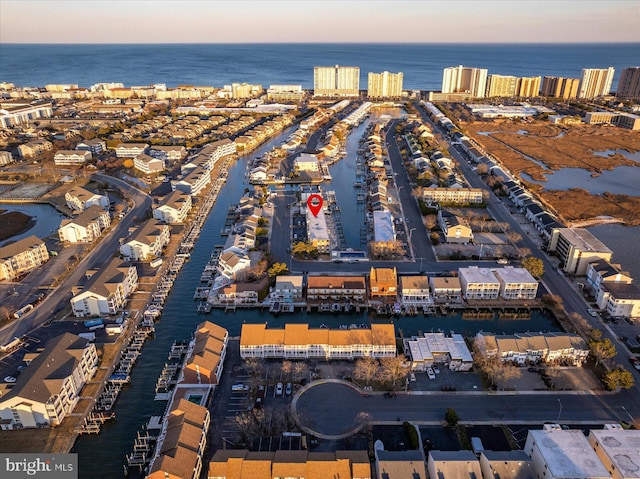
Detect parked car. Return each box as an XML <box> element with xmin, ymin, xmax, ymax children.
<box><xmin>629</xmin><ymin>357</ymin><xmax>640</xmax><ymax>371</ymax></box>
<box><xmin>587</xmin><ymin>308</ymin><xmax>598</xmax><ymax>317</ymax></box>
<box><xmin>3</xmin><ymin>376</ymin><xmax>16</xmax><ymax>383</ymax></box>
<box><xmin>427</xmin><ymin>367</ymin><xmax>436</xmax><ymax>380</ymax></box>
<box><xmin>285</xmin><ymin>382</ymin><xmax>292</xmax><ymax>395</ymax></box>
<box><xmin>410</xmin><ymin>372</ymin><xmax>416</xmax><ymax>382</ymax></box>
<box><xmin>275</xmin><ymin>382</ymin><xmax>283</xmax><ymax>396</ymax></box>
<box><xmin>232</xmin><ymin>383</ymin><xmax>248</xmax><ymax>392</ymax></box>
<box><xmin>433</xmin><ymin>365</ymin><xmax>440</xmax><ymax>374</ymax></box>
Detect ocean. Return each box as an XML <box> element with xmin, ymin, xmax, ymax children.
<box><xmin>1</xmin><ymin>43</ymin><xmax>639</xmax><ymax>91</ymax></box>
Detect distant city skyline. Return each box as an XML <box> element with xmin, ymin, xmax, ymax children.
<box><xmin>1</xmin><ymin>0</ymin><xmax>639</xmax><ymax>44</ymax></box>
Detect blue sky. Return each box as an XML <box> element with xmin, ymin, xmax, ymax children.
<box><xmin>1</xmin><ymin>0</ymin><xmax>638</xmax><ymax>43</ymax></box>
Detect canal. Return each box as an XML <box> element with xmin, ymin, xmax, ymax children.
<box><xmin>74</xmin><ymin>117</ymin><xmax>559</xmax><ymax>478</ymax></box>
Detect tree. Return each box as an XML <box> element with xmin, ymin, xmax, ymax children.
<box><xmin>445</xmin><ymin>408</ymin><xmax>459</xmax><ymax>427</ymax></box>
<box><xmin>267</xmin><ymin>262</ymin><xmax>289</xmax><ymax>278</ymax></box>
<box><xmin>424</xmin><ymin>214</ymin><xmax>438</xmax><ymax>231</ymax></box>
<box><xmin>476</xmin><ymin>163</ymin><xmax>489</xmax><ymax>175</ymax></box>
<box><xmin>123</xmin><ymin>159</ymin><xmax>134</xmax><ymax>169</ymax></box>
<box><xmin>541</xmin><ymin>294</ymin><xmax>563</xmax><ymax>309</ymax></box>
<box><xmin>570</xmin><ymin>312</ymin><xmax>592</xmax><ymax>337</ymax></box>
<box><xmin>472</xmin><ymin>341</ymin><xmax>521</xmax><ymax>387</ymax></box>
<box><xmin>255</xmin><ymin>227</ymin><xmax>268</xmax><ymax>237</ymax></box>
<box><xmin>281</xmin><ymin>360</ymin><xmax>293</xmax><ymax>380</ymax></box>
<box><xmin>505</xmin><ymin>231</ymin><xmax>522</xmax><ymax>245</ymax></box>
<box><xmin>354</xmin><ymin>357</ymin><xmax>380</xmax><ymax>386</ymax></box>
<box><xmin>521</xmin><ymin>256</ymin><xmax>544</xmax><ymax>278</ymax></box>
<box><xmin>291</xmin><ymin>241</ymin><xmax>318</xmax><ymax>258</ymax></box>
<box><xmin>378</xmin><ymin>356</ymin><xmax>407</xmax><ymax>388</ymax></box>
<box><xmin>603</xmin><ymin>367</ymin><xmax>635</xmax><ymax>390</ymax></box>
<box><xmin>292</xmin><ymin>362</ymin><xmax>309</xmax><ymax>383</ymax></box>
<box><xmin>0</xmin><ymin>305</ymin><xmax>13</xmax><ymax>322</ymax></box>
<box><xmin>590</xmin><ymin>338</ymin><xmax>616</xmax><ymax>365</ymax></box>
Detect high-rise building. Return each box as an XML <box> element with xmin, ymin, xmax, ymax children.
<box><xmin>367</xmin><ymin>71</ymin><xmax>404</xmax><ymax>98</ymax></box>
<box><xmin>442</xmin><ymin>65</ymin><xmax>488</xmax><ymax>98</ymax></box>
<box><xmin>486</xmin><ymin>75</ymin><xmax>518</xmax><ymax>97</ymax></box>
<box><xmin>578</xmin><ymin>67</ymin><xmax>615</xmax><ymax>99</ymax></box>
<box><xmin>314</xmin><ymin>65</ymin><xmax>360</xmax><ymax>97</ymax></box>
<box><xmin>516</xmin><ymin>76</ymin><xmax>541</xmax><ymax>97</ymax></box>
<box><xmin>541</xmin><ymin>76</ymin><xmax>580</xmax><ymax>99</ymax></box>
<box><xmin>616</xmin><ymin>67</ymin><xmax>640</xmax><ymax>100</ymax></box>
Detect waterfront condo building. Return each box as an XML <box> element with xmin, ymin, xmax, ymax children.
<box><xmin>492</xmin><ymin>267</ymin><xmax>539</xmax><ymax>300</ymax></box>
<box><xmin>267</xmin><ymin>84</ymin><xmax>305</xmax><ymax>102</ymax></box>
<box><xmin>306</xmin><ymin>275</ymin><xmax>366</xmax><ymax>303</ymax></box>
<box><xmin>541</xmin><ymin>76</ymin><xmax>580</xmax><ymax>99</ymax></box>
<box><xmin>70</xmin><ymin>260</ymin><xmax>138</xmax><ymax>317</ymax></box>
<box><xmin>404</xmin><ymin>332</ymin><xmax>473</xmax><ymax>371</ymax></box>
<box><xmin>369</xmin><ymin>267</ymin><xmax>398</xmax><ymax>301</ymax></box>
<box><xmin>76</xmin><ymin>138</ymin><xmax>106</xmax><ymax>156</ymax></box>
<box><xmin>239</xmin><ymin>323</ymin><xmax>396</xmax><ymax>360</ymax></box>
<box><xmin>115</xmin><ymin>142</ymin><xmax>149</xmax><ymax>158</ymax></box>
<box><xmin>0</xmin><ymin>235</ymin><xmax>49</xmax><ymax>281</ymax></box>
<box><xmin>367</xmin><ymin>71</ymin><xmax>403</xmax><ymax>98</ymax></box>
<box><xmin>0</xmin><ymin>333</ymin><xmax>98</xmax><ymax>430</ymax></box>
<box><xmin>578</xmin><ymin>67</ymin><xmax>615</xmax><ymax>99</ymax></box>
<box><xmin>271</xmin><ymin>275</ymin><xmax>304</xmax><ymax>304</ymax></box>
<box><xmin>119</xmin><ymin>219</ymin><xmax>171</xmax><ymax>261</ymax></box>
<box><xmin>0</xmin><ymin>100</ymin><xmax>53</xmax><ymax>128</ymax></box>
<box><xmin>485</xmin><ymin>75</ymin><xmax>518</xmax><ymax>98</ymax></box>
<box><xmin>588</xmin><ymin>425</ymin><xmax>640</xmax><ymax>479</ymax></box>
<box><xmin>182</xmin><ymin>321</ymin><xmax>228</xmax><ymax>387</ymax></box>
<box><xmin>314</xmin><ymin>65</ymin><xmax>360</xmax><ymax>97</ymax></box>
<box><xmin>209</xmin><ymin>450</ymin><xmax>372</xmax><ymax>479</ymax></box>
<box><xmin>400</xmin><ymin>275</ymin><xmax>431</xmax><ymax>306</ymax></box>
<box><xmin>516</xmin><ymin>76</ymin><xmax>541</xmax><ymax>97</ymax></box>
<box><xmin>65</xmin><ymin>185</ymin><xmax>110</xmax><ymax>211</ymax></box>
<box><xmin>458</xmin><ymin>267</ymin><xmax>500</xmax><ymax>300</ymax></box>
<box><xmin>305</xmin><ymin>199</ymin><xmax>331</xmax><ymax>254</ymax></box>
<box><xmin>616</xmin><ymin>66</ymin><xmax>640</xmax><ymax>100</ymax></box>
<box><xmin>58</xmin><ymin>205</ymin><xmax>111</xmax><ymax>244</ymax></box>
<box><xmin>172</xmin><ymin>167</ymin><xmax>211</xmax><ymax>196</ymax></box>
<box><xmin>548</xmin><ymin>228</ymin><xmax>613</xmax><ymax>276</ymax></box>
<box><xmin>442</xmin><ymin>65</ymin><xmax>488</xmax><ymax>98</ymax></box>
<box><xmin>152</xmin><ymin>190</ymin><xmax>192</xmax><ymax>224</ymax></box>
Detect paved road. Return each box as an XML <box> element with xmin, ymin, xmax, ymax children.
<box><xmin>0</xmin><ymin>173</ymin><xmax>151</xmax><ymax>346</ymax></box>
<box><xmin>295</xmin><ymin>382</ymin><xmax>639</xmax><ymax>437</ymax></box>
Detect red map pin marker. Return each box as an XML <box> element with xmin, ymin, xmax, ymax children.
<box><xmin>307</xmin><ymin>194</ymin><xmax>323</xmax><ymax>217</ymax></box>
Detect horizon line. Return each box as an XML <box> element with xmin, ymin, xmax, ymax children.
<box><xmin>2</xmin><ymin>41</ymin><xmax>640</xmax><ymax>46</ymax></box>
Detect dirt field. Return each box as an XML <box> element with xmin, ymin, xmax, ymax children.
<box><xmin>462</xmin><ymin>120</ymin><xmax>640</xmax><ymax>225</ymax></box>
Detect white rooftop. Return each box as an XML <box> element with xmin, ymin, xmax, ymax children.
<box><xmin>306</xmin><ymin>205</ymin><xmax>329</xmax><ymax>242</ymax></box>
<box><xmin>373</xmin><ymin>210</ymin><xmax>395</xmax><ymax>243</ymax></box>
<box><xmin>527</xmin><ymin>428</ymin><xmax>610</xmax><ymax>479</ymax></box>
<box><xmin>589</xmin><ymin>426</ymin><xmax>640</xmax><ymax>478</ymax></box>
<box><xmin>459</xmin><ymin>267</ymin><xmax>500</xmax><ymax>285</ymax></box>
<box><xmin>493</xmin><ymin>267</ymin><xmax>538</xmax><ymax>284</ymax></box>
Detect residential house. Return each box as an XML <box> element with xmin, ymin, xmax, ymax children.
<box><xmin>58</xmin><ymin>205</ymin><xmax>111</xmax><ymax>243</ymax></box>
<box><xmin>429</xmin><ymin>277</ymin><xmax>462</xmax><ymax>303</ymax></box>
<box><xmin>0</xmin><ymin>235</ymin><xmax>49</xmax><ymax>281</ymax></box>
<box><xmin>181</xmin><ymin>321</ymin><xmax>228</xmax><ymax>387</ymax></box>
<box><xmin>70</xmin><ymin>260</ymin><xmax>138</xmax><ymax>317</ymax></box>
<box><xmin>306</xmin><ymin>275</ymin><xmax>367</xmax><ymax>303</ymax></box>
<box><xmin>399</xmin><ymin>275</ymin><xmax>431</xmax><ymax>306</ymax></box>
<box><xmin>475</xmin><ymin>332</ymin><xmax>589</xmax><ymax>366</ymax></box>
<box><xmin>272</xmin><ymin>275</ymin><xmax>304</xmax><ymax>304</ymax></box>
<box><xmin>0</xmin><ymin>333</ymin><xmax>98</xmax><ymax>430</ymax></box>
<box><xmin>153</xmin><ymin>190</ymin><xmax>192</xmax><ymax>224</ymax></box>
<box><xmin>133</xmin><ymin>153</ymin><xmax>164</xmax><ymax>174</ymax></box>
<box><xmin>597</xmin><ymin>282</ymin><xmax>640</xmax><ymax>319</ymax></box>
<box><xmin>53</xmin><ymin>149</ymin><xmax>91</xmax><ymax>166</ymax></box>
<box><xmin>459</xmin><ymin>267</ymin><xmax>500</xmax><ymax>300</ymax></box>
<box><xmin>492</xmin><ymin>267</ymin><xmax>539</xmax><ymax>300</ymax></box>
<box><xmin>404</xmin><ymin>332</ymin><xmax>473</xmax><ymax>371</ymax></box>
<box><xmin>377</xmin><ymin>449</ymin><xmax>427</xmax><ymax>479</ymax></box>
<box><xmin>209</xmin><ymin>450</ymin><xmax>371</xmax><ymax>479</ymax></box>
<box><xmin>65</xmin><ymin>186</ymin><xmax>109</xmax><ymax>211</ymax></box>
<box><xmin>438</xmin><ymin>210</ymin><xmax>473</xmax><ymax>244</ymax></box>
<box><xmin>525</xmin><ymin>426</ymin><xmax>610</xmax><ymax>479</ymax></box>
<box><xmin>120</xmin><ymin>219</ymin><xmax>170</xmax><ymax>261</ymax></box>
<box><xmin>147</xmin><ymin>399</ymin><xmax>210</xmax><ymax>479</ymax></box>
<box><xmin>0</xmin><ymin>150</ymin><xmax>14</xmax><ymax>165</ymax></box>
<box><xmin>369</xmin><ymin>267</ymin><xmax>398</xmax><ymax>301</ymax></box>
<box><xmin>149</xmin><ymin>145</ymin><xmax>186</xmax><ymax>162</ymax></box>
<box><xmin>17</xmin><ymin>140</ymin><xmax>52</xmax><ymax>159</ymax></box>
<box><xmin>423</xmin><ymin>187</ymin><xmax>483</xmax><ymax>205</ymax></box>
<box><xmin>427</xmin><ymin>451</ymin><xmax>481</xmax><ymax>479</ymax></box>
<box><xmin>75</xmin><ymin>138</ymin><xmax>106</xmax><ymax>155</ymax></box>
<box><xmin>217</xmin><ymin>251</ymin><xmax>251</xmax><ymax>280</ymax></box>
<box><xmin>479</xmin><ymin>451</ymin><xmax>534</xmax><ymax>479</ymax></box>
<box><xmin>217</xmin><ymin>283</ymin><xmax>260</xmax><ymax>305</ymax></box>
<box><xmin>240</xmin><ymin>323</ymin><xmax>396</xmax><ymax>360</ymax></box>
<box><xmin>115</xmin><ymin>143</ymin><xmax>149</xmax><ymax>158</ymax></box>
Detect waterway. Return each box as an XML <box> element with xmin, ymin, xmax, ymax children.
<box><xmin>74</xmin><ymin>118</ymin><xmax>559</xmax><ymax>478</ymax></box>
<box><xmin>0</xmin><ymin>203</ymin><xmax>65</xmax><ymax>246</ymax></box>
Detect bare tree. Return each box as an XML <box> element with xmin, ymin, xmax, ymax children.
<box><xmin>544</xmin><ymin>364</ymin><xmax>561</xmax><ymax>388</ymax></box>
<box><xmin>292</xmin><ymin>362</ymin><xmax>308</xmax><ymax>382</ymax></box>
<box><xmin>505</xmin><ymin>231</ymin><xmax>522</xmax><ymax>244</ymax></box>
<box><xmin>379</xmin><ymin>356</ymin><xmax>407</xmax><ymax>388</ymax></box>
<box><xmin>569</xmin><ymin>312</ymin><xmax>592</xmax><ymax>337</ymax></box>
<box><xmin>354</xmin><ymin>357</ymin><xmax>380</xmax><ymax>386</ymax></box>
<box><xmin>424</xmin><ymin>214</ymin><xmax>438</xmax><ymax>231</ymax></box>
<box><xmin>281</xmin><ymin>360</ymin><xmax>293</xmax><ymax>381</ymax></box>
<box><xmin>0</xmin><ymin>305</ymin><xmax>13</xmax><ymax>322</ymax></box>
